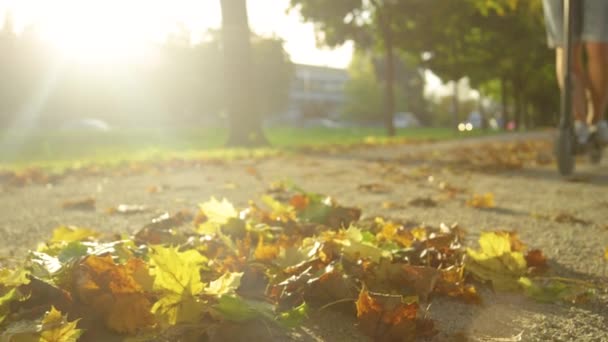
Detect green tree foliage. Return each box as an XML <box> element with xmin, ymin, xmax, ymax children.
<box><xmin>343</xmin><ymin>51</ymin><xmax>427</xmax><ymax>124</ymax></box>
<box><xmin>290</xmin><ymin>0</ymin><xmax>412</xmax><ymax>136</ymax></box>
<box><xmin>390</xmin><ymin>0</ymin><xmax>554</xmax><ymax>129</ymax></box>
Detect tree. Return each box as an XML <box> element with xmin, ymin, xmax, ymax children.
<box><xmin>290</xmin><ymin>0</ymin><xmax>415</xmax><ymax>136</ymax></box>
<box><xmin>343</xmin><ymin>51</ymin><xmax>427</xmax><ymax>124</ymax></box>
<box><xmin>220</xmin><ymin>0</ymin><xmax>267</xmax><ymax>146</ymax></box>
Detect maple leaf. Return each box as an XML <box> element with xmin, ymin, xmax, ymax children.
<box><xmin>39</xmin><ymin>306</ymin><xmax>83</xmax><ymax>342</ymax></box>
<box><xmin>199</xmin><ymin>197</ymin><xmax>238</xmax><ymax>225</ymax></box>
<box><xmin>50</xmin><ymin>226</ymin><xmax>100</xmax><ymax>244</ymax></box>
<box><xmin>0</xmin><ymin>268</ymin><xmax>30</xmax><ymax>287</ymax></box>
<box><xmin>1</xmin><ymin>306</ymin><xmax>82</xmax><ymax>342</ymax></box>
<box><xmin>205</xmin><ymin>272</ymin><xmax>243</xmax><ymax>297</ymax></box>
<box><xmin>465</xmin><ymin>232</ymin><xmax>527</xmax><ymax>291</ymax></box>
<box><xmin>466</xmin><ymin>193</ymin><xmax>495</xmax><ymax>208</ymax></box>
<box><xmin>149</xmin><ymin>246</ymin><xmax>206</xmax><ymax>326</ymax></box>
<box><xmin>75</xmin><ymin>255</ymin><xmax>154</xmax><ymax>334</ymax></box>
<box><xmin>356</xmin><ymin>288</ymin><xmax>417</xmax><ymax>341</ymax></box>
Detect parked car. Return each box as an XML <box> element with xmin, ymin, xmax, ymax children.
<box><xmin>393</xmin><ymin>112</ymin><xmax>421</xmax><ymax>128</ymax></box>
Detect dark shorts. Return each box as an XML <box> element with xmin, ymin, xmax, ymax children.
<box><xmin>543</xmin><ymin>0</ymin><xmax>608</xmax><ymax>47</ymax></box>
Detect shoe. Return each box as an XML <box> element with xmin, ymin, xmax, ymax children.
<box><xmin>574</xmin><ymin>120</ymin><xmax>589</xmax><ymax>144</ymax></box>
<box><xmin>596</xmin><ymin>120</ymin><xmax>608</xmax><ymax>144</ymax></box>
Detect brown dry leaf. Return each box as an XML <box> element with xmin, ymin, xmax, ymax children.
<box><xmin>409</xmin><ymin>197</ymin><xmax>438</xmax><ymax>208</ymax></box>
<box><xmin>62</xmin><ymin>197</ymin><xmax>96</xmax><ymax>211</ymax></box>
<box><xmin>435</xmin><ymin>266</ymin><xmax>481</xmax><ymax>304</ymax></box>
<box><xmin>289</xmin><ymin>194</ymin><xmax>310</xmax><ymax>210</ymax></box>
<box><xmin>375</xmin><ymin>218</ymin><xmax>413</xmax><ymax>247</ymax></box>
<box><xmin>358</xmin><ymin>183</ymin><xmax>391</xmax><ymax>194</ymax></box>
<box><xmin>525</xmin><ymin>249</ymin><xmax>548</xmax><ymax>272</ymax></box>
<box><xmin>552</xmin><ymin>212</ymin><xmax>591</xmax><ymax>225</ymax></box>
<box><xmin>466</xmin><ymin>193</ymin><xmax>495</xmax><ymax>208</ymax></box>
<box><xmin>356</xmin><ymin>288</ymin><xmax>417</xmax><ymax>341</ymax></box>
<box><xmin>75</xmin><ymin>255</ymin><xmax>154</xmax><ymax>333</ymax></box>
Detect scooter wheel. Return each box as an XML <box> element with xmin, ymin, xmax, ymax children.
<box><xmin>556</xmin><ymin>129</ymin><xmax>575</xmax><ymax>176</ymax></box>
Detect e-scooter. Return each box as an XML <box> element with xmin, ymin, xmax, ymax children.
<box><xmin>555</xmin><ymin>0</ymin><xmax>604</xmax><ymax>176</ymax></box>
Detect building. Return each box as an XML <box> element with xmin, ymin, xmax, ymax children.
<box><xmin>285</xmin><ymin>64</ymin><xmax>349</xmax><ymax>123</ymax></box>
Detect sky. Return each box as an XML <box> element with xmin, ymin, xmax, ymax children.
<box><xmin>0</xmin><ymin>0</ymin><xmax>465</xmax><ymax>97</ymax></box>
<box><xmin>0</xmin><ymin>0</ymin><xmax>354</xmax><ymax>68</ymax></box>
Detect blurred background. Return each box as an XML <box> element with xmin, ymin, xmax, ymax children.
<box><xmin>0</xmin><ymin>0</ymin><xmax>555</xmax><ymax>163</ymax></box>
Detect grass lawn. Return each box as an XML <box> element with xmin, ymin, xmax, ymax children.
<box><xmin>0</xmin><ymin>126</ymin><xmax>496</xmax><ymax>170</ymax></box>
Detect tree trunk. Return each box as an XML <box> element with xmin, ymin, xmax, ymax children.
<box><xmin>515</xmin><ymin>88</ymin><xmax>523</xmax><ymax>131</ymax></box>
<box><xmin>381</xmin><ymin>16</ymin><xmax>396</xmax><ymax>136</ymax></box>
<box><xmin>501</xmin><ymin>77</ymin><xmax>508</xmax><ymax>130</ymax></box>
<box><xmin>452</xmin><ymin>80</ymin><xmax>459</xmax><ymax>131</ymax></box>
<box><xmin>220</xmin><ymin>0</ymin><xmax>267</xmax><ymax>147</ymax></box>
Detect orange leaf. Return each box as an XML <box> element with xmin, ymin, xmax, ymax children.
<box><xmin>254</xmin><ymin>238</ymin><xmax>279</xmax><ymax>261</ymax></box>
<box><xmin>75</xmin><ymin>255</ymin><xmax>154</xmax><ymax>334</ymax></box>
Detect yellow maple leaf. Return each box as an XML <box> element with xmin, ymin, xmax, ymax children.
<box><xmin>0</xmin><ymin>268</ymin><xmax>30</xmax><ymax>287</ymax></box>
<box><xmin>199</xmin><ymin>197</ymin><xmax>238</xmax><ymax>225</ymax></box>
<box><xmin>205</xmin><ymin>272</ymin><xmax>243</xmax><ymax>297</ymax></box>
<box><xmin>149</xmin><ymin>246</ymin><xmax>206</xmax><ymax>326</ymax></box>
<box><xmin>40</xmin><ymin>306</ymin><xmax>83</xmax><ymax>342</ymax></box>
<box><xmin>465</xmin><ymin>232</ymin><xmax>527</xmax><ymax>291</ymax></box>
<box><xmin>51</xmin><ymin>226</ymin><xmax>100</xmax><ymax>243</ymax></box>
<box><xmin>1</xmin><ymin>306</ymin><xmax>83</xmax><ymax>342</ymax></box>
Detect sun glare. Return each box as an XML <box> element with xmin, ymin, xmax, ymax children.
<box><xmin>4</xmin><ymin>0</ymin><xmax>221</xmax><ymax>65</ymax></box>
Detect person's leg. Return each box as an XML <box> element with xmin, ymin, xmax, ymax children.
<box><xmin>555</xmin><ymin>44</ymin><xmax>588</xmax><ymax>122</ymax></box>
<box><xmin>584</xmin><ymin>42</ymin><xmax>608</xmax><ymax>124</ymax></box>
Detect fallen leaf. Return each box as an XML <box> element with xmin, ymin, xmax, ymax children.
<box><xmin>409</xmin><ymin>197</ymin><xmax>438</xmax><ymax>208</ymax></box>
<box><xmin>75</xmin><ymin>255</ymin><xmax>154</xmax><ymax>333</ymax></box>
<box><xmin>466</xmin><ymin>193</ymin><xmax>495</xmax><ymax>208</ymax></box>
<box><xmin>552</xmin><ymin>212</ymin><xmax>591</xmax><ymax>225</ymax></box>
<box><xmin>465</xmin><ymin>232</ymin><xmax>527</xmax><ymax>291</ymax></box>
<box><xmin>1</xmin><ymin>306</ymin><xmax>83</xmax><ymax>342</ymax></box>
<box><xmin>356</xmin><ymin>288</ymin><xmax>417</xmax><ymax>341</ymax></box>
<box><xmin>525</xmin><ymin>249</ymin><xmax>548</xmax><ymax>272</ymax></box>
<box><xmin>382</xmin><ymin>201</ymin><xmax>406</xmax><ymax>210</ymax></box>
<box><xmin>61</xmin><ymin>197</ymin><xmax>96</xmax><ymax>211</ymax></box>
<box><xmin>50</xmin><ymin>226</ymin><xmax>101</xmax><ymax>243</ymax></box>
<box><xmin>149</xmin><ymin>246</ymin><xmax>206</xmax><ymax>326</ymax></box>
<box><xmin>199</xmin><ymin>198</ymin><xmax>238</xmax><ymax>225</ymax></box>
<box><xmin>205</xmin><ymin>272</ymin><xmax>243</xmax><ymax>297</ymax></box>
<box><xmin>358</xmin><ymin>183</ymin><xmax>391</xmax><ymax>194</ymax></box>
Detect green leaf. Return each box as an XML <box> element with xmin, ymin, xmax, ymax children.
<box><xmin>205</xmin><ymin>272</ymin><xmax>243</xmax><ymax>297</ymax></box>
<box><xmin>212</xmin><ymin>296</ymin><xmax>274</xmax><ymax>322</ymax></box>
<box><xmin>277</xmin><ymin>302</ymin><xmax>309</xmax><ymax>328</ymax></box>
<box><xmin>57</xmin><ymin>242</ymin><xmax>88</xmax><ymax>263</ymax></box>
<box><xmin>519</xmin><ymin>277</ymin><xmax>595</xmax><ymax>304</ymax></box>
